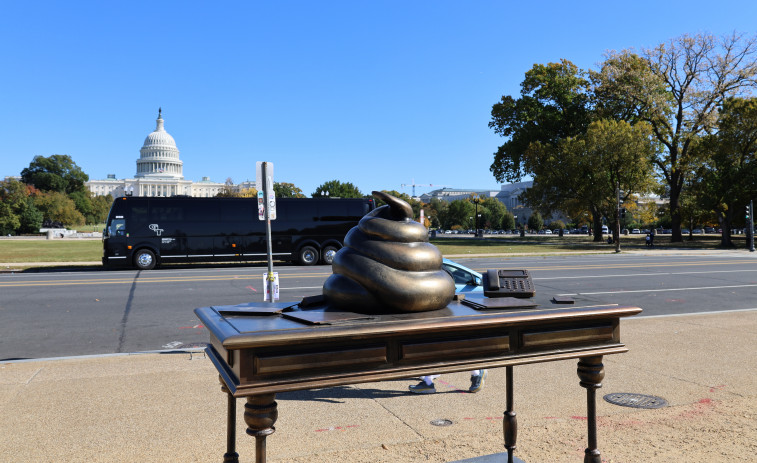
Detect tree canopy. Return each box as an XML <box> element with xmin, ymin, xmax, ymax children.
<box><xmin>274</xmin><ymin>182</ymin><xmax>306</xmax><ymax>198</ymax></box>
<box><xmin>691</xmin><ymin>97</ymin><xmax>757</xmax><ymax>246</ymax></box>
<box><xmin>21</xmin><ymin>154</ymin><xmax>89</xmax><ymax>194</ymax></box>
<box><xmin>312</xmin><ymin>180</ymin><xmax>363</xmax><ymax>198</ymax></box>
<box><xmin>592</xmin><ymin>32</ymin><xmax>757</xmax><ymax>241</ymax></box>
<box><xmin>489</xmin><ymin>60</ymin><xmax>594</xmax><ymax>184</ymax></box>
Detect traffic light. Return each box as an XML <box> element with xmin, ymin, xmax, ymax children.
<box><xmin>747</xmin><ymin>205</ymin><xmax>751</xmax><ymax>221</ymax></box>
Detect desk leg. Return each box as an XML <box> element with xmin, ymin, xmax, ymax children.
<box><xmin>577</xmin><ymin>356</ymin><xmax>604</xmax><ymax>463</ymax></box>
<box><xmin>244</xmin><ymin>393</ymin><xmax>278</xmax><ymax>463</ymax></box>
<box><xmin>219</xmin><ymin>376</ymin><xmax>239</xmax><ymax>463</ymax></box>
<box><xmin>503</xmin><ymin>366</ymin><xmax>517</xmax><ymax>463</ymax></box>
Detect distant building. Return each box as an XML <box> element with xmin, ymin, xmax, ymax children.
<box><xmin>420</xmin><ymin>181</ymin><xmax>535</xmax><ymax>226</ymax></box>
<box><xmin>86</xmin><ymin>109</ymin><xmax>226</xmax><ymax>197</ymax></box>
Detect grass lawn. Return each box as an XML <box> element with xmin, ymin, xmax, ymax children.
<box><xmin>0</xmin><ymin>239</ymin><xmax>102</xmax><ymax>263</ymax></box>
<box><xmin>432</xmin><ymin>233</ymin><xmax>747</xmax><ymax>255</ymax></box>
<box><xmin>0</xmin><ymin>233</ymin><xmax>749</xmax><ymax>266</ymax></box>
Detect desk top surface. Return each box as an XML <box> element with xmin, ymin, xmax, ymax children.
<box><xmin>195</xmin><ymin>295</ymin><xmax>642</xmax><ymax>350</ymax></box>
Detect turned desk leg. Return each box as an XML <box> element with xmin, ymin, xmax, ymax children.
<box><xmin>245</xmin><ymin>393</ymin><xmax>278</xmax><ymax>463</ymax></box>
<box><xmin>503</xmin><ymin>366</ymin><xmax>517</xmax><ymax>463</ymax></box>
<box><xmin>577</xmin><ymin>356</ymin><xmax>604</xmax><ymax>463</ymax></box>
<box><xmin>219</xmin><ymin>376</ymin><xmax>239</xmax><ymax>463</ymax></box>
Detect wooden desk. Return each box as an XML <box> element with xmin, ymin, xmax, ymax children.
<box><xmin>195</xmin><ymin>299</ymin><xmax>641</xmax><ymax>463</ymax></box>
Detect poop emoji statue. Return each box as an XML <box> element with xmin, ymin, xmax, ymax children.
<box><xmin>323</xmin><ymin>191</ymin><xmax>455</xmax><ymax>313</ymax></box>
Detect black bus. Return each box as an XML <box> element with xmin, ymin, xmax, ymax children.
<box><xmin>102</xmin><ymin>196</ymin><xmax>374</xmax><ymax>270</ymax></box>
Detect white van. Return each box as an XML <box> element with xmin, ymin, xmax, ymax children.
<box><xmin>601</xmin><ymin>225</ymin><xmax>609</xmax><ymax>234</ymax></box>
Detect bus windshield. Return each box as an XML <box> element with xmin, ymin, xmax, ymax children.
<box><xmin>108</xmin><ymin>218</ymin><xmax>126</xmax><ymax>237</ymax></box>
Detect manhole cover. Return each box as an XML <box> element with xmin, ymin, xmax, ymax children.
<box><xmin>604</xmin><ymin>393</ymin><xmax>668</xmax><ymax>409</ymax></box>
<box><xmin>430</xmin><ymin>419</ymin><xmax>454</xmax><ymax>427</ymax></box>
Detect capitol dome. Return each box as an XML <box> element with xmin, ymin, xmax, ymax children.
<box><xmin>135</xmin><ymin>108</ymin><xmax>183</xmax><ymax>179</ymax></box>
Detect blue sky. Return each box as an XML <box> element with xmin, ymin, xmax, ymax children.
<box><xmin>2</xmin><ymin>1</ymin><xmax>756</xmax><ymax>197</ymax></box>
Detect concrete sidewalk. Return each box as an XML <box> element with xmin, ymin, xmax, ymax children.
<box><xmin>1</xmin><ymin>310</ymin><xmax>756</xmax><ymax>463</ymax></box>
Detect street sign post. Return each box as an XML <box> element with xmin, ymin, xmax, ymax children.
<box><xmin>256</xmin><ymin>161</ymin><xmax>278</xmax><ymax>300</ymax></box>
<box><xmin>749</xmin><ymin>201</ymin><xmax>755</xmax><ymax>253</ymax></box>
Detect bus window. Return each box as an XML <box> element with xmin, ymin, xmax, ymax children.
<box><xmin>185</xmin><ymin>201</ymin><xmax>220</xmax><ymax>222</ymax></box>
<box><xmin>110</xmin><ymin>218</ymin><xmax>126</xmax><ymax>237</ymax></box>
<box><xmin>282</xmin><ymin>201</ymin><xmax>316</xmax><ymax>222</ymax></box>
<box><xmin>131</xmin><ymin>205</ymin><xmax>148</xmax><ymax>225</ymax></box>
<box><xmin>149</xmin><ymin>200</ymin><xmax>184</xmax><ymax>221</ymax></box>
<box><xmin>220</xmin><ymin>200</ymin><xmax>255</xmax><ymax>222</ymax></box>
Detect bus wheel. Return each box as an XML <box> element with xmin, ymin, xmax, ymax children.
<box><xmin>321</xmin><ymin>245</ymin><xmax>338</xmax><ymax>265</ymax></box>
<box><xmin>134</xmin><ymin>249</ymin><xmax>156</xmax><ymax>270</ymax></box>
<box><xmin>298</xmin><ymin>246</ymin><xmax>319</xmax><ymax>266</ymax></box>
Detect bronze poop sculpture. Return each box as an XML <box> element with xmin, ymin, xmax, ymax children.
<box><xmin>323</xmin><ymin>191</ymin><xmax>455</xmax><ymax>313</ymax></box>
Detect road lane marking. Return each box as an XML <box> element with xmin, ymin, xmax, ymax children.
<box><xmin>534</xmin><ymin>269</ymin><xmax>757</xmax><ymax>280</ymax></box>
<box><xmin>559</xmin><ymin>283</ymin><xmax>757</xmax><ymax>296</ymax></box>
<box><xmin>0</xmin><ymin>273</ymin><xmax>330</xmax><ymax>287</ymax></box>
<box><xmin>2</xmin><ymin>259</ymin><xmax>755</xmax><ymax>288</ymax></box>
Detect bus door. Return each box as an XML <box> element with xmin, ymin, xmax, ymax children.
<box><xmin>103</xmin><ymin>210</ymin><xmax>129</xmax><ymax>266</ymax></box>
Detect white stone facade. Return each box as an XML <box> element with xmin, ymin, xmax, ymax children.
<box><xmin>86</xmin><ymin>110</ymin><xmax>225</xmax><ymax>198</ymax></box>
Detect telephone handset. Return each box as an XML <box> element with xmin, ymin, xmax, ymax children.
<box><xmin>482</xmin><ymin>269</ymin><xmax>535</xmax><ymax>298</ymax></box>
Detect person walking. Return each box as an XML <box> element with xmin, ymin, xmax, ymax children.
<box><xmin>409</xmin><ymin>370</ymin><xmax>488</xmax><ymax>394</ymax></box>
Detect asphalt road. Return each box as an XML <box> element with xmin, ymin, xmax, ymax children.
<box><xmin>2</xmin><ymin>253</ymin><xmax>756</xmax><ymax>360</ymax></box>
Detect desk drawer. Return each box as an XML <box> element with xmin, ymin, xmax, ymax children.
<box><xmin>254</xmin><ymin>346</ymin><xmax>388</xmax><ymax>375</ymax></box>
<box><xmin>522</xmin><ymin>325</ymin><xmax>614</xmax><ymax>348</ymax></box>
<box><xmin>401</xmin><ymin>335</ymin><xmax>510</xmax><ymax>362</ymax></box>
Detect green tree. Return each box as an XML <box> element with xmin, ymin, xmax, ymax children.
<box><xmin>274</xmin><ymin>182</ymin><xmax>306</xmax><ymax>198</ymax></box>
<box><xmin>0</xmin><ymin>201</ymin><xmax>20</xmax><ymax>235</ymax></box>
<box><xmin>445</xmin><ymin>199</ymin><xmax>475</xmax><ymax>229</ymax></box>
<box><xmin>312</xmin><ymin>180</ymin><xmax>363</xmax><ymax>198</ymax></box>
<box><xmin>33</xmin><ymin>191</ymin><xmax>86</xmax><ymax>227</ymax></box>
<box><xmin>524</xmin><ymin>120</ymin><xmax>658</xmax><ymax>241</ymax></box>
<box><xmin>488</xmin><ymin>60</ymin><xmax>605</xmax><ymax>236</ymax></box>
<box><xmin>0</xmin><ymin>179</ymin><xmax>43</xmax><ymax>234</ymax></box>
<box><xmin>489</xmin><ymin>60</ymin><xmax>594</xmax><ymax>183</ymax></box>
<box><xmin>691</xmin><ymin>98</ymin><xmax>757</xmax><ymax>246</ymax></box>
<box><xmin>89</xmin><ymin>195</ymin><xmax>113</xmax><ymax>224</ymax></box>
<box><xmin>69</xmin><ymin>190</ymin><xmax>93</xmax><ymax>219</ymax></box>
<box><xmin>528</xmin><ymin>211</ymin><xmax>544</xmax><ymax>231</ymax></box>
<box><xmin>549</xmin><ymin>220</ymin><xmax>566</xmax><ymax>231</ymax></box>
<box><xmin>21</xmin><ymin>154</ymin><xmax>89</xmax><ymax>194</ymax></box>
<box><xmin>425</xmin><ymin>198</ymin><xmax>449</xmax><ymax>229</ymax></box>
<box><xmin>593</xmin><ymin>32</ymin><xmax>757</xmax><ymax>242</ymax></box>
<box><xmin>17</xmin><ymin>198</ymin><xmax>44</xmax><ymax>234</ymax></box>
<box><xmin>480</xmin><ymin>197</ymin><xmax>508</xmax><ymax>229</ymax></box>
<box><xmin>501</xmin><ymin>211</ymin><xmax>516</xmax><ymax>230</ymax></box>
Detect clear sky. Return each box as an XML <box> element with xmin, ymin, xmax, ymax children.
<box><xmin>2</xmin><ymin>1</ymin><xmax>756</xmax><ymax>197</ymax></box>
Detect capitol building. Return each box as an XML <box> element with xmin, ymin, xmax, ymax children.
<box><xmin>86</xmin><ymin>110</ymin><xmax>226</xmax><ymax>197</ymax></box>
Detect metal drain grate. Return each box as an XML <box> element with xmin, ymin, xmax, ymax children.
<box><xmin>604</xmin><ymin>392</ymin><xmax>668</xmax><ymax>409</ymax></box>
<box><xmin>430</xmin><ymin>418</ymin><xmax>454</xmax><ymax>427</ymax></box>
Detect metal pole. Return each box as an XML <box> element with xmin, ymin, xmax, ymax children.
<box><xmin>615</xmin><ymin>183</ymin><xmax>621</xmax><ymax>253</ymax></box>
<box><xmin>262</xmin><ymin>162</ymin><xmax>276</xmax><ymax>301</ymax></box>
<box><xmin>750</xmin><ymin>200</ymin><xmax>755</xmax><ymax>252</ymax></box>
<box><xmin>474</xmin><ymin>198</ymin><xmax>478</xmax><ymax>236</ymax></box>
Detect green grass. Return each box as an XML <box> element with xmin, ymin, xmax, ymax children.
<box><xmin>0</xmin><ymin>233</ymin><xmax>749</xmax><ymax>266</ymax></box>
<box><xmin>0</xmin><ymin>239</ymin><xmax>102</xmax><ymax>263</ymax></box>
<box><xmin>432</xmin><ymin>234</ymin><xmax>748</xmax><ymax>255</ymax></box>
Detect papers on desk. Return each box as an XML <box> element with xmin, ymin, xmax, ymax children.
<box><xmin>461</xmin><ymin>296</ymin><xmax>538</xmax><ymax>310</ymax></box>
<box><xmin>282</xmin><ymin>311</ymin><xmax>375</xmax><ymax>325</ymax></box>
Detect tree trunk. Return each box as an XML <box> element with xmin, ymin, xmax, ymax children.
<box><xmin>592</xmin><ymin>212</ymin><xmax>603</xmax><ymax>242</ymax></box>
<box><xmin>670</xmin><ymin>184</ymin><xmax>682</xmax><ymax>243</ymax></box>
<box><xmin>720</xmin><ymin>208</ymin><xmax>734</xmax><ymax>248</ymax></box>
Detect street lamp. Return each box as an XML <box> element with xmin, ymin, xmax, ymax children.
<box><xmin>472</xmin><ymin>196</ymin><xmax>482</xmax><ymax>234</ymax></box>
